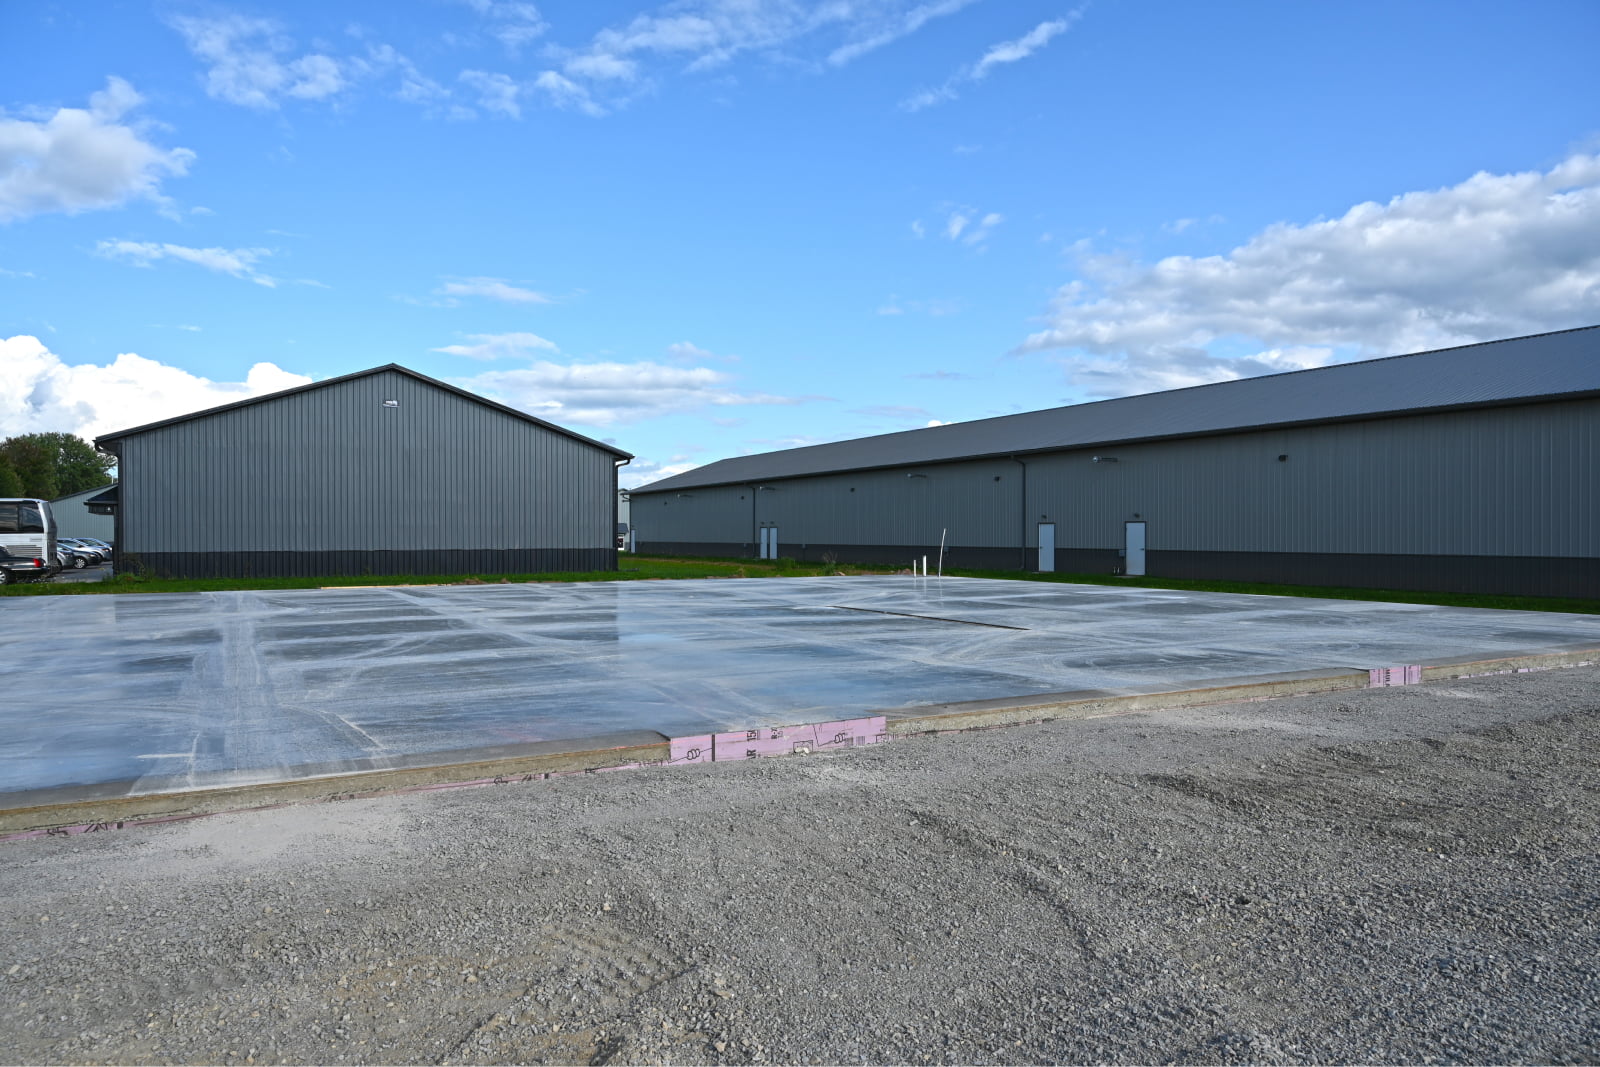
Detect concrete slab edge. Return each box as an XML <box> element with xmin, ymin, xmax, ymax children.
<box><xmin>0</xmin><ymin>739</ymin><xmax>673</xmax><ymax>840</ymax></box>
<box><xmin>882</xmin><ymin>669</ymin><xmax>1370</xmax><ymax>736</ymax></box>
<box><xmin>4</xmin><ymin>645</ymin><xmax>1595</xmax><ymax>841</ymax></box>
<box><xmin>881</xmin><ymin>645</ymin><xmax>1600</xmax><ymax>737</ymax></box>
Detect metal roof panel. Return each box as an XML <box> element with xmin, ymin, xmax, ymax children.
<box><xmin>634</xmin><ymin>326</ymin><xmax>1600</xmax><ymax>491</ymax></box>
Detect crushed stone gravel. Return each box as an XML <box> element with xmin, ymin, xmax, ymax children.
<box><xmin>2</xmin><ymin>664</ymin><xmax>1598</xmax><ymax>1065</ymax></box>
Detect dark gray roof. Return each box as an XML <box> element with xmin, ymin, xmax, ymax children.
<box><xmin>634</xmin><ymin>326</ymin><xmax>1600</xmax><ymax>493</ymax></box>
<box><xmin>95</xmin><ymin>364</ymin><xmax>632</xmax><ymax>459</ymax></box>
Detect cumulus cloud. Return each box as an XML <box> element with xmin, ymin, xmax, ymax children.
<box><xmin>435</xmin><ymin>276</ymin><xmax>552</xmax><ymax>304</ymax></box>
<box><xmin>901</xmin><ymin>11</ymin><xmax>1082</xmax><ymax>111</ymax></box>
<box><xmin>95</xmin><ymin>240</ymin><xmax>277</xmax><ymax>287</ymax></box>
<box><xmin>458</xmin><ymin>361</ymin><xmax>808</xmax><ymax>426</ymax></box>
<box><xmin>0</xmin><ymin>78</ymin><xmax>193</xmax><ymax>222</ymax></box>
<box><xmin>1021</xmin><ymin>152</ymin><xmax>1600</xmax><ymax>397</ymax></box>
<box><xmin>0</xmin><ymin>335</ymin><xmax>311</xmax><ymax>440</ymax></box>
<box><xmin>170</xmin><ymin>14</ymin><xmax>352</xmax><ymax>108</ymax></box>
<box><xmin>431</xmin><ymin>332</ymin><xmax>560</xmax><ymax>359</ymax></box>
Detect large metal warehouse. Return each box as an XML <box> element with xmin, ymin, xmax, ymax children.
<box><xmin>631</xmin><ymin>326</ymin><xmax>1600</xmax><ymax>598</ymax></box>
<box><xmin>96</xmin><ymin>365</ymin><xmax>630</xmax><ymax>579</ymax></box>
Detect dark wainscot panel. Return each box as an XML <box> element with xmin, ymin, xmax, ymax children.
<box><xmin>132</xmin><ymin>548</ymin><xmax>616</xmax><ymax>579</ymax></box>
<box><xmin>1149</xmin><ymin>551</ymin><xmax>1600</xmax><ymax>599</ymax></box>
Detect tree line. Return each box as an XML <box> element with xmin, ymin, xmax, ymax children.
<box><xmin>0</xmin><ymin>433</ymin><xmax>116</xmax><ymax>499</ymax></box>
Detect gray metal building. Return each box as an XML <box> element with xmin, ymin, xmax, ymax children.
<box><xmin>48</xmin><ymin>484</ymin><xmax>116</xmax><ymax>542</ymax></box>
<box><xmin>630</xmin><ymin>327</ymin><xmax>1600</xmax><ymax>597</ymax></box>
<box><xmin>96</xmin><ymin>365</ymin><xmax>630</xmax><ymax>579</ymax></box>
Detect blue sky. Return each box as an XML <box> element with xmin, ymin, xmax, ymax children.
<box><xmin>3</xmin><ymin>0</ymin><xmax>1598</xmax><ymax>486</ymax></box>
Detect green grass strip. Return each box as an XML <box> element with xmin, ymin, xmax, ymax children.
<box><xmin>4</xmin><ymin>553</ymin><xmax>1595</xmax><ymax>615</ymax></box>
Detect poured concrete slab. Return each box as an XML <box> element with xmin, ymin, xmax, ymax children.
<box><xmin>4</xmin><ymin>576</ymin><xmax>1600</xmax><ymax>806</ymax></box>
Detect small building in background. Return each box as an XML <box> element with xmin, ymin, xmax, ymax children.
<box><xmin>629</xmin><ymin>327</ymin><xmax>1600</xmax><ymax>598</ymax></box>
<box><xmin>95</xmin><ymin>365</ymin><xmax>630</xmax><ymax>579</ymax></box>
<box><xmin>49</xmin><ymin>484</ymin><xmax>116</xmax><ymax>542</ymax></box>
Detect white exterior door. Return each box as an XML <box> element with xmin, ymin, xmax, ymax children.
<box><xmin>1125</xmin><ymin>521</ymin><xmax>1146</xmax><ymax>576</ymax></box>
<box><xmin>760</xmin><ymin>526</ymin><xmax>779</xmax><ymax>559</ymax></box>
<box><xmin>1037</xmin><ymin>523</ymin><xmax>1055</xmax><ymax>572</ymax></box>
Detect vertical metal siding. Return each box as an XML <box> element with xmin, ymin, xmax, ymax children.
<box><xmin>122</xmin><ymin>370</ymin><xmax>614</xmax><ymax>553</ymax></box>
<box><xmin>635</xmin><ymin>398</ymin><xmax>1597</xmax><ymax>561</ymax></box>
<box><xmin>635</xmin><ymin>459</ymin><xmax>1022</xmax><ymax>548</ymax></box>
<box><xmin>1025</xmin><ymin>398</ymin><xmax>1598</xmax><ymax>557</ymax></box>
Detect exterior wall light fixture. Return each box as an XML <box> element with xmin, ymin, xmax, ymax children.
<box><xmin>1092</xmin><ymin>455</ymin><xmax>1117</xmax><ymax>463</ymax></box>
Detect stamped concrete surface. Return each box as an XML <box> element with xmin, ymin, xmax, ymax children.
<box><xmin>4</xmin><ymin>575</ymin><xmax>1600</xmax><ymax>799</ymax></box>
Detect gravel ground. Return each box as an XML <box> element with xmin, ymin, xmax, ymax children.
<box><xmin>2</xmin><ymin>665</ymin><xmax>1598</xmax><ymax>1066</ymax></box>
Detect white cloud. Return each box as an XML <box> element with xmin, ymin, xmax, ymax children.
<box><xmin>622</xmin><ymin>455</ymin><xmax>702</xmax><ymax>485</ymax></box>
<box><xmin>170</xmin><ymin>14</ymin><xmax>350</xmax><ymax>108</ymax></box>
<box><xmin>0</xmin><ymin>335</ymin><xmax>311</xmax><ymax>440</ymax></box>
<box><xmin>459</xmin><ymin>0</ymin><xmax>548</xmax><ymax>52</ymax></box>
<box><xmin>942</xmin><ymin>208</ymin><xmax>1002</xmax><ymax>245</ymax></box>
<box><xmin>96</xmin><ymin>240</ymin><xmax>278</xmax><ymax>287</ymax></box>
<box><xmin>901</xmin><ymin>11</ymin><xmax>1082</xmax><ymax>111</ymax></box>
<box><xmin>458</xmin><ymin>360</ymin><xmax>807</xmax><ymax>426</ymax></box>
<box><xmin>431</xmin><ymin>332</ymin><xmax>560</xmax><ymax>359</ymax></box>
<box><xmin>564</xmin><ymin>53</ymin><xmax>639</xmax><ymax>82</ymax></box>
<box><xmin>532</xmin><ymin>0</ymin><xmax>977</xmax><ymax>117</ymax></box>
<box><xmin>435</xmin><ymin>276</ymin><xmax>552</xmax><ymax>304</ymax></box>
<box><xmin>971</xmin><ymin>16</ymin><xmax>1077</xmax><ymax>79</ymax></box>
<box><xmin>0</xmin><ymin>78</ymin><xmax>193</xmax><ymax>222</ymax></box>
<box><xmin>459</xmin><ymin>70</ymin><xmax>524</xmax><ymax>118</ymax></box>
<box><xmin>827</xmin><ymin>0</ymin><xmax>979</xmax><ymax>66</ymax></box>
<box><xmin>1021</xmin><ymin>153</ymin><xmax>1600</xmax><ymax>397</ymax></box>
<box><xmin>532</xmin><ymin>71</ymin><xmax>605</xmax><ymax>117</ymax></box>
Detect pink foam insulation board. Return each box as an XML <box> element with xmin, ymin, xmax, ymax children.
<box><xmin>669</xmin><ymin>734</ymin><xmax>715</xmax><ymax>765</ymax></box>
<box><xmin>1369</xmin><ymin>665</ymin><xmax>1422</xmax><ymax>687</ymax></box>
<box><xmin>709</xmin><ymin>716</ymin><xmax>888</xmax><ymax>761</ymax></box>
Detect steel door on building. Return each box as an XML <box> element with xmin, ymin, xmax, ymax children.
<box><xmin>1037</xmin><ymin>523</ymin><xmax>1055</xmax><ymax>572</ymax></box>
<box><xmin>1125</xmin><ymin>521</ymin><xmax>1146</xmax><ymax>576</ymax></box>
<box><xmin>760</xmin><ymin>526</ymin><xmax>779</xmax><ymax>559</ymax></box>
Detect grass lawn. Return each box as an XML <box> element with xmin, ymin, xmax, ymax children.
<box><xmin>2</xmin><ymin>552</ymin><xmax>1595</xmax><ymax>615</ymax></box>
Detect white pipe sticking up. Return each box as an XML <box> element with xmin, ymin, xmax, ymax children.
<box><xmin>938</xmin><ymin>529</ymin><xmax>946</xmax><ymax>578</ymax></box>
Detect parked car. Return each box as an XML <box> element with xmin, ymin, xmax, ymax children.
<box><xmin>79</xmin><ymin>537</ymin><xmax>114</xmax><ymax>556</ymax></box>
<box><xmin>0</xmin><ymin>547</ymin><xmax>51</xmax><ymax>584</ymax></box>
<box><xmin>57</xmin><ymin>543</ymin><xmax>96</xmax><ymax>569</ymax></box>
<box><xmin>59</xmin><ymin>538</ymin><xmax>108</xmax><ymax>563</ymax></box>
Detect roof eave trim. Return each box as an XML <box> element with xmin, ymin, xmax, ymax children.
<box><xmin>93</xmin><ymin>363</ymin><xmax>632</xmax><ymax>459</ymax></box>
